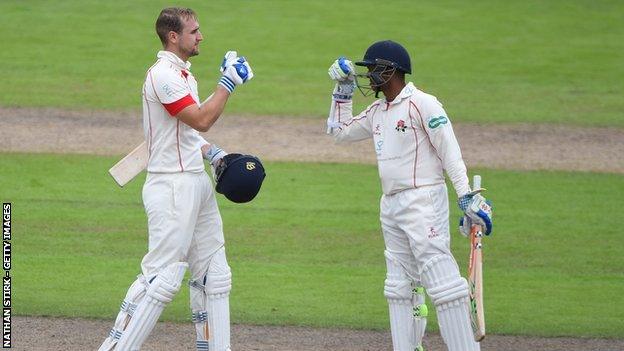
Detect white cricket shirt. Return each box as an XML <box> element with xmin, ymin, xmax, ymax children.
<box><xmin>329</xmin><ymin>82</ymin><xmax>470</xmax><ymax>196</ymax></box>
<box><xmin>142</xmin><ymin>51</ymin><xmax>207</xmax><ymax>173</ymax></box>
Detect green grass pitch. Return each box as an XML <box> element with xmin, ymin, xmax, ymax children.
<box><xmin>3</xmin><ymin>153</ymin><xmax>623</xmax><ymax>338</ymax></box>
<box><xmin>1</xmin><ymin>0</ymin><xmax>623</xmax><ymax>126</ymax></box>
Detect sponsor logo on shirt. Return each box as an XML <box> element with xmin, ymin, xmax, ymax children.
<box><xmin>162</xmin><ymin>84</ymin><xmax>174</xmax><ymax>98</ymax></box>
<box><xmin>427</xmin><ymin>116</ymin><xmax>448</xmax><ymax>129</ymax></box>
<box><xmin>395</xmin><ymin>119</ymin><xmax>407</xmax><ymax>132</ymax></box>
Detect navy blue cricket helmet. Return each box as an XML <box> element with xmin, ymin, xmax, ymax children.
<box><xmin>355</xmin><ymin>40</ymin><xmax>411</xmax><ymax>74</ymax></box>
<box><xmin>215</xmin><ymin>153</ymin><xmax>266</xmax><ymax>203</ymax></box>
<box><xmin>354</xmin><ymin>40</ymin><xmax>411</xmax><ymax>96</ymax></box>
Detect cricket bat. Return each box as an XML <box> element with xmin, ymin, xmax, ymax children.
<box><xmin>468</xmin><ymin>174</ymin><xmax>486</xmax><ymax>341</ymax></box>
<box><xmin>108</xmin><ymin>141</ymin><xmax>148</xmax><ymax>187</ymax></box>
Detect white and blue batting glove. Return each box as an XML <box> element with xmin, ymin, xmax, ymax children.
<box><xmin>328</xmin><ymin>57</ymin><xmax>356</xmax><ymax>102</ymax></box>
<box><xmin>328</xmin><ymin>57</ymin><xmax>355</xmax><ymax>82</ymax></box>
<box><xmin>458</xmin><ymin>193</ymin><xmax>493</xmax><ymax>235</ymax></box>
<box><xmin>221</xmin><ymin>50</ymin><xmax>238</xmax><ymax>70</ymax></box>
<box><xmin>218</xmin><ymin>50</ymin><xmax>254</xmax><ymax>93</ymax></box>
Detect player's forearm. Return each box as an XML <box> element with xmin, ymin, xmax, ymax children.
<box><xmin>442</xmin><ymin>137</ymin><xmax>470</xmax><ymax>195</ymax></box>
<box><xmin>327</xmin><ymin>100</ymin><xmax>368</xmax><ymax>143</ymax></box>
<box><xmin>195</xmin><ymin>87</ymin><xmax>230</xmax><ymax>131</ymax></box>
<box><xmin>445</xmin><ymin>158</ymin><xmax>470</xmax><ymax>197</ymax></box>
<box><xmin>332</xmin><ymin>122</ymin><xmax>372</xmax><ymax>143</ymax></box>
<box><xmin>440</xmin><ymin>144</ymin><xmax>470</xmax><ymax>197</ymax></box>
<box><xmin>176</xmin><ymin>88</ymin><xmax>230</xmax><ymax>132</ymax></box>
<box><xmin>327</xmin><ymin>100</ymin><xmax>351</xmax><ymax>136</ymax></box>
<box><xmin>328</xmin><ymin>100</ymin><xmax>376</xmax><ymax>143</ymax></box>
<box><xmin>428</xmin><ymin>121</ymin><xmax>470</xmax><ymax>196</ymax></box>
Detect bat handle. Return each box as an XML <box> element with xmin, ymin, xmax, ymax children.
<box><xmin>473</xmin><ymin>175</ymin><xmax>481</xmax><ymax>190</ymax></box>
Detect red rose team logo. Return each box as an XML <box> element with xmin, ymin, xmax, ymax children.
<box><xmin>395</xmin><ymin>119</ymin><xmax>407</xmax><ymax>132</ymax></box>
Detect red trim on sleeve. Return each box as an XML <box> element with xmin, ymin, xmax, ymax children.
<box><xmin>163</xmin><ymin>94</ymin><xmax>196</xmax><ymax>116</ymax></box>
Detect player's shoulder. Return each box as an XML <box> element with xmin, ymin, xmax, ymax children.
<box><xmin>148</xmin><ymin>58</ymin><xmax>183</xmax><ymax>82</ymax></box>
<box><xmin>363</xmin><ymin>99</ymin><xmax>383</xmax><ymax>115</ymax></box>
<box><xmin>368</xmin><ymin>98</ymin><xmax>384</xmax><ymax>109</ymax></box>
<box><xmin>408</xmin><ymin>86</ymin><xmax>444</xmax><ymax>110</ymax></box>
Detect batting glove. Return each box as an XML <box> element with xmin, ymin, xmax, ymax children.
<box><xmin>458</xmin><ymin>193</ymin><xmax>493</xmax><ymax>235</ymax></box>
<box><xmin>328</xmin><ymin>57</ymin><xmax>355</xmax><ymax>82</ymax></box>
<box><xmin>458</xmin><ymin>215</ymin><xmax>472</xmax><ymax>238</ymax></box>
<box><xmin>332</xmin><ymin>81</ymin><xmax>356</xmax><ymax>102</ymax></box>
<box><xmin>219</xmin><ymin>51</ymin><xmax>254</xmax><ymax>93</ymax></box>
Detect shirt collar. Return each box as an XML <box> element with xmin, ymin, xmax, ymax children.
<box><xmin>388</xmin><ymin>82</ymin><xmax>417</xmax><ymax>105</ymax></box>
<box><xmin>157</xmin><ymin>50</ymin><xmax>192</xmax><ymax>70</ymax></box>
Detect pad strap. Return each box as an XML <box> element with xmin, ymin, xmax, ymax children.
<box><xmin>120</xmin><ymin>300</ymin><xmax>138</xmax><ymax>316</ymax></box>
<box><xmin>192</xmin><ymin>310</ymin><xmax>208</xmax><ymax>323</ymax></box>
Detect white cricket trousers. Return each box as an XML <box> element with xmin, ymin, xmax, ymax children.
<box><xmin>380</xmin><ymin>182</ymin><xmax>453</xmax><ymax>276</ymax></box>
<box><xmin>141</xmin><ymin>171</ymin><xmax>225</xmax><ymax>280</ymax></box>
<box><xmin>381</xmin><ymin>183</ymin><xmax>480</xmax><ymax>351</ymax></box>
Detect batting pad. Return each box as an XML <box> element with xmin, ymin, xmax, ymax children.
<box><xmin>98</xmin><ymin>277</ymin><xmax>148</xmax><ymax>351</ymax></box>
<box><xmin>190</xmin><ymin>247</ymin><xmax>232</xmax><ymax>351</ymax></box>
<box><xmin>115</xmin><ymin>262</ymin><xmax>188</xmax><ymax>351</ymax></box>
<box><xmin>422</xmin><ymin>255</ymin><xmax>479</xmax><ymax>351</ymax></box>
<box><xmin>384</xmin><ymin>251</ymin><xmax>426</xmax><ymax>351</ymax></box>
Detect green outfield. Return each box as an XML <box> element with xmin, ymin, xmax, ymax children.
<box><xmin>4</xmin><ymin>153</ymin><xmax>623</xmax><ymax>338</ymax></box>
<box><xmin>2</xmin><ymin>0</ymin><xmax>623</xmax><ymax>126</ymax></box>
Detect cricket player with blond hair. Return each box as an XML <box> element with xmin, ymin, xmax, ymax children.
<box><xmin>99</xmin><ymin>7</ymin><xmax>254</xmax><ymax>351</ymax></box>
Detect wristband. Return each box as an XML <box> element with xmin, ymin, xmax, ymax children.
<box><xmin>218</xmin><ymin>76</ymin><xmax>235</xmax><ymax>94</ymax></box>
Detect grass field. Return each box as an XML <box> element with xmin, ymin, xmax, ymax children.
<box><xmin>2</xmin><ymin>0</ymin><xmax>623</xmax><ymax>126</ymax></box>
<box><xmin>3</xmin><ymin>0</ymin><xmax>623</xmax><ymax>343</ymax></box>
<box><xmin>4</xmin><ymin>153</ymin><xmax>623</xmax><ymax>338</ymax></box>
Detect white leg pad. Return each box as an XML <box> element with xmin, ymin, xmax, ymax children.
<box><xmin>98</xmin><ymin>277</ymin><xmax>148</xmax><ymax>351</ymax></box>
<box><xmin>384</xmin><ymin>251</ymin><xmax>425</xmax><ymax>351</ymax></box>
<box><xmin>190</xmin><ymin>247</ymin><xmax>232</xmax><ymax>351</ymax></box>
<box><xmin>421</xmin><ymin>255</ymin><xmax>479</xmax><ymax>351</ymax></box>
<box><xmin>114</xmin><ymin>262</ymin><xmax>188</xmax><ymax>351</ymax></box>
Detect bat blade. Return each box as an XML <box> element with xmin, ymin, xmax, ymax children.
<box><xmin>108</xmin><ymin>141</ymin><xmax>148</xmax><ymax>187</ymax></box>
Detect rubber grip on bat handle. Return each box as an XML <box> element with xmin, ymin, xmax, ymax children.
<box><xmin>473</xmin><ymin>175</ymin><xmax>481</xmax><ymax>190</ymax></box>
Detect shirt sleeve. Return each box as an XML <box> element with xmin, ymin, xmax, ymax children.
<box><xmin>148</xmin><ymin>68</ymin><xmax>197</xmax><ymax>116</ymax></box>
<box><xmin>416</xmin><ymin>96</ymin><xmax>470</xmax><ymax>197</ymax></box>
<box><xmin>329</xmin><ymin>100</ymin><xmax>377</xmax><ymax>143</ymax></box>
